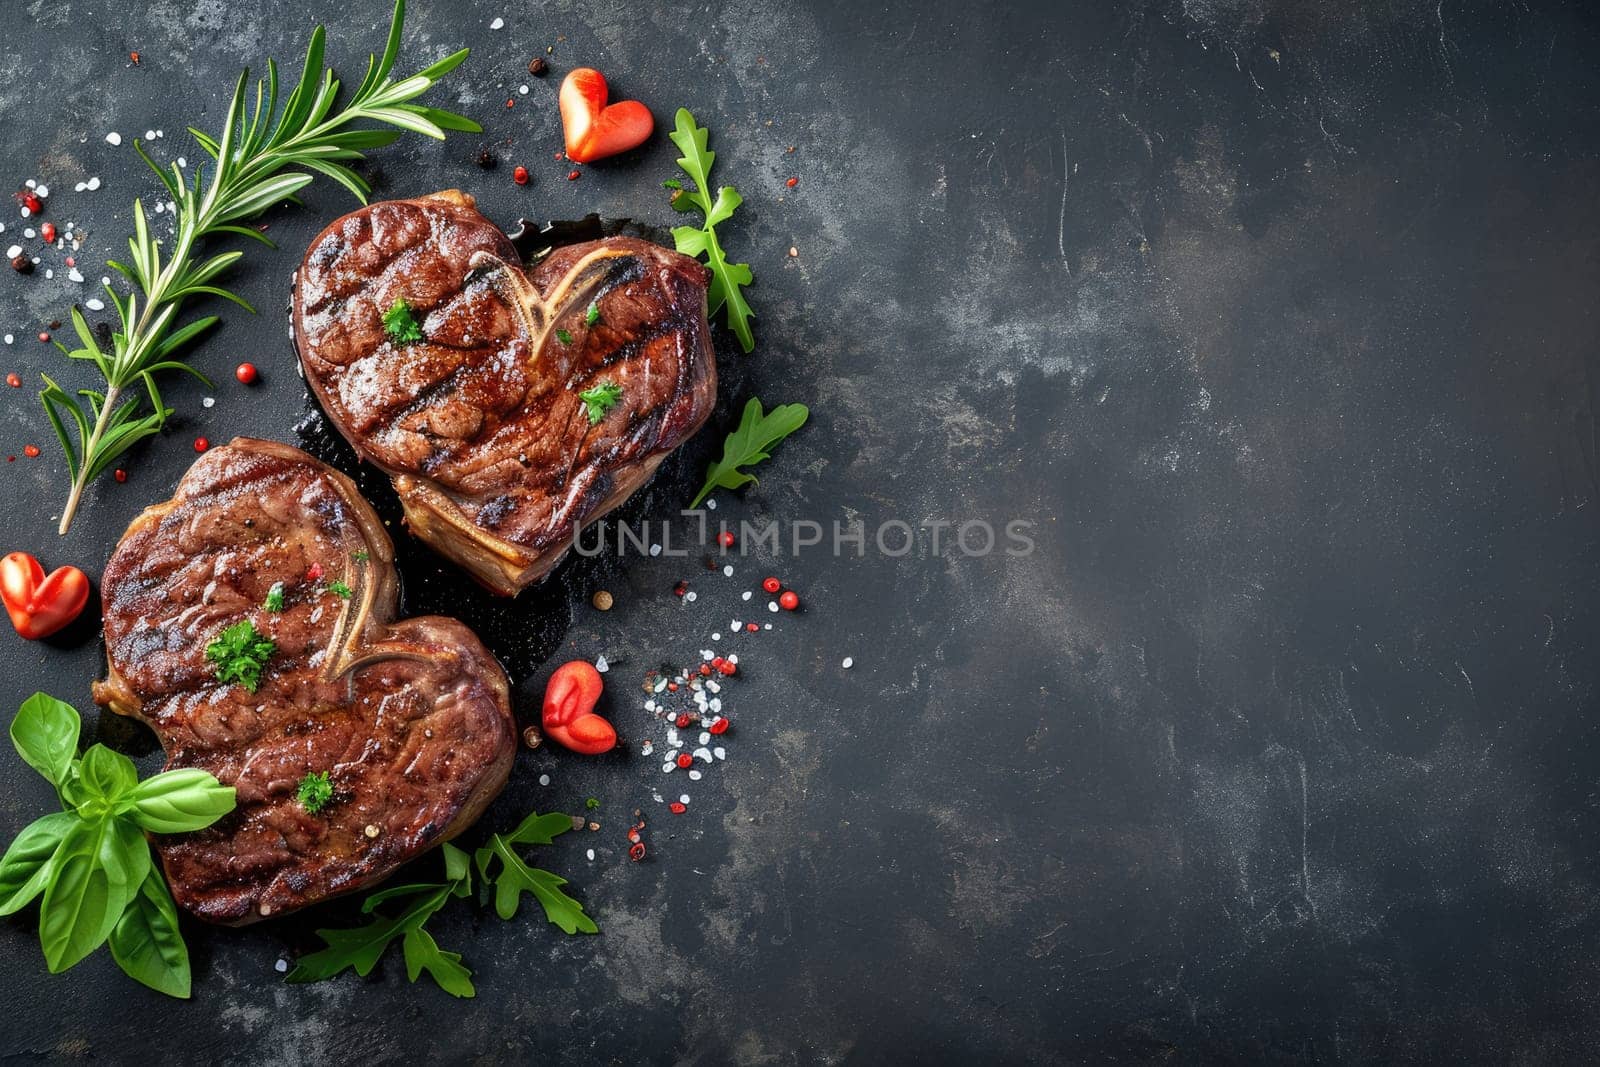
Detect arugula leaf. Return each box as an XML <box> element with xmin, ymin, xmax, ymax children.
<box><xmin>263</xmin><ymin>582</ymin><xmax>285</xmax><ymax>612</ymax></box>
<box><xmin>474</xmin><ymin>813</ymin><xmax>596</xmax><ymax>934</ymax></box>
<box><xmin>690</xmin><ymin>397</ymin><xmax>810</xmax><ymax>508</ymax></box>
<box><xmin>402</xmin><ymin>924</ymin><xmax>474</xmax><ymax>997</ymax></box>
<box><xmin>287</xmin><ymin>842</ymin><xmax>474</xmax><ymax>997</ymax></box>
<box><xmin>109</xmin><ymin>868</ymin><xmax>191</xmax><ymax>998</ymax></box>
<box><xmin>578</xmin><ymin>381</ymin><xmax>623</xmax><ymax>425</ymax></box>
<box><xmin>11</xmin><ymin>693</ymin><xmax>79</xmax><ymax>787</ymax></box>
<box><xmin>383</xmin><ymin>297</ymin><xmax>425</xmax><ymax>344</ymax></box>
<box><xmin>296</xmin><ymin>771</ymin><xmax>334</xmax><ymax>815</ymax></box>
<box><xmin>205</xmin><ymin>620</ymin><xmax>276</xmax><ymax>693</ymax></box>
<box><xmin>128</xmin><ymin>768</ymin><xmax>237</xmax><ymax>833</ymax></box>
<box><xmin>668</xmin><ymin>108</ymin><xmax>755</xmax><ymax>353</ymax></box>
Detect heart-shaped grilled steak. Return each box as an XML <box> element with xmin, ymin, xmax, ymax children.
<box><xmin>92</xmin><ymin>439</ymin><xmax>516</xmax><ymax>925</ymax></box>
<box><xmin>292</xmin><ymin>190</ymin><xmax>718</xmax><ymax>595</ymax></box>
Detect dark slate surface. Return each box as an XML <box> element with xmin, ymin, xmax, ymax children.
<box><xmin>2</xmin><ymin>0</ymin><xmax>1599</xmax><ymax>1062</ymax></box>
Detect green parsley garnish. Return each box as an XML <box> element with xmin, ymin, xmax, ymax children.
<box><xmin>555</xmin><ymin>328</ymin><xmax>573</xmax><ymax>345</ymax></box>
<box><xmin>263</xmin><ymin>582</ymin><xmax>285</xmax><ymax>613</ymax></box>
<box><xmin>578</xmin><ymin>381</ymin><xmax>623</xmax><ymax>425</ymax></box>
<box><xmin>662</xmin><ymin>178</ymin><xmax>682</xmax><ymax>190</ymax></box>
<box><xmin>383</xmin><ymin>297</ymin><xmax>424</xmax><ymax>344</ymax></box>
<box><xmin>585</xmin><ymin>797</ymin><xmax>600</xmax><ymax>810</ymax></box>
<box><xmin>352</xmin><ymin>550</ymin><xmax>370</xmax><ymax>563</ymax></box>
<box><xmin>296</xmin><ymin>771</ymin><xmax>334</xmax><ymax>815</ymax></box>
<box><xmin>326</xmin><ymin>580</ymin><xmax>353</xmax><ymax>599</ymax></box>
<box><xmin>585</xmin><ymin>301</ymin><xmax>601</xmax><ymax>327</ymax></box>
<box><xmin>205</xmin><ymin>620</ymin><xmax>276</xmax><ymax>694</ymax></box>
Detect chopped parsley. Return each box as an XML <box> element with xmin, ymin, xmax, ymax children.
<box><xmin>578</xmin><ymin>381</ymin><xmax>623</xmax><ymax>425</ymax></box>
<box><xmin>205</xmin><ymin>620</ymin><xmax>276</xmax><ymax>694</ymax></box>
<box><xmin>326</xmin><ymin>579</ymin><xmax>353</xmax><ymax>600</ymax></box>
<box><xmin>585</xmin><ymin>797</ymin><xmax>600</xmax><ymax>810</ymax></box>
<box><xmin>351</xmin><ymin>550</ymin><xmax>370</xmax><ymax>563</ymax></box>
<box><xmin>383</xmin><ymin>297</ymin><xmax>424</xmax><ymax>344</ymax></box>
<box><xmin>263</xmin><ymin>582</ymin><xmax>285</xmax><ymax>613</ymax></box>
<box><xmin>297</xmin><ymin>771</ymin><xmax>334</xmax><ymax>815</ymax></box>
<box><xmin>662</xmin><ymin>178</ymin><xmax>682</xmax><ymax>190</ymax></box>
<box><xmin>555</xmin><ymin>328</ymin><xmax>573</xmax><ymax>345</ymax></box>
<box><xmin>585</xmin><ymin>301</ymin><xmax>601</xmax><ymax>327</ymax></box>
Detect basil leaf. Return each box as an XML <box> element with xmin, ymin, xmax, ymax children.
<box><xmin>0</xmin><ymin>811</ymin><xmax>74</xmax><ymax>915</ymax></box>
<box><xmin>109</xmin><ymin>868</ymin><xmax>191</xmax><ymax>999</ymax></box>
<box><xmin>128</xmin><ymin>768</ymin><xmax>236</xmax><ymax>833</ymax></box>
<box><xmin>11</xmin><ymin>692</ymin><xmax>79</xmax><ymax>787</ymax></box>
<box><xmin>38</xmin><ymin>817</ymin><xmax>148</xmax><ymax>972</ymax></box>
<box><xmin>76</xmin><ymin>745</ymin><xmax>140</xmax><ymax>808</ymax></box>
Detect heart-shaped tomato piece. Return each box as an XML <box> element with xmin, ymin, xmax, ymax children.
<box><xmin>0</xmin><ymin>551</ymin><xmax>89</xmax><ymax>639</ymax></box>
<box><xmin>559</xmin><ymin>68</ymin><xmax>654</xmax><ymax>163</ymax></box>
<box><xmin>542</xmin><ymin>660</ymin><xmax>617</xmax><ymax>755</ymax></box>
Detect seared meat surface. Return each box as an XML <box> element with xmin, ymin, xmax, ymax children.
<box><xmin>293</xmin><ymin>190</ymin><xmax>717</xmax><ymax>595</ymax></box>
<box><xmin>93</xmin><ymin>438</ymin><xmax>516</xmax><ymax>925</ymax></box>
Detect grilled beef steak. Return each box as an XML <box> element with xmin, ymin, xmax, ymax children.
<box><xmin>92</xmin><ymin>438</ymin><xmax>516</xmax><ymax>925</ymax></box>
<box><xmin>292</xmin><ymin>190</ymin><xmax>718</xmax><ymax>595</ymax></box>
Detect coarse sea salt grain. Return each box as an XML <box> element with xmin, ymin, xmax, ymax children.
<box><xmin>586</xmin><ymin>848</ymin><xmax>595</xmax><ymax>861</ymax></box>
<box><xmin>698</xmin><ymin>731</ymin><xmax>711</xmax><ymax>745</ymax></box>
<box><xmin>3</xmin><ymin>335</ymin><xmax>12</xmax><ymax>345</ymax></box>
<box><xmin>705</xmin><ymin>498</ymin><xmax>717</xmax><ymax>510</ymax></box>
<box><xmin>144</xmin><ymin>130</ymin><xmax>157</xmax><ymax>141</ymax></box>
<box><xmin>741</xmin><ymin>590</ymin><xmax>752</xmax><ymax>601</ymax></box>
<box><xmin>105</xmin><ymin>132</ymin><xmax>121</xmax><ymax>146</ymax></box>
<box><xmin>489</xmin><ymin>16</ymin><xmax>505</xmax><ymax>29</ymax></box>
<box><xmin>85</xmin><ymin>298</ymin><xmax>104</xmax><ymax>311</ymax></box>
<box><xmin>685</xmin><ymin>591</ymin><xmax>697</xmax><ymax>602</ymax></box>
<box><xmin>711</xmin><ymin>632</ymin><xmax>721</xmax><ymax>641</ymax></box>
<box><xmin>202</xmin><ymin>396</ymin><xmax>215</xmax><ymax>408</ymax></box>
<box><xmin>768</xmin><ymin>601</ymin><xmax>779</xmax><ymax>613</ymax></box>
<box><xmin>688</xmin><ymin>769</ymin><xmax>702</xmax><ymax>781</ymax></box>
<box><xmin>662</xmin><ymin>760</ymin><xmax>676</xmax><ymax>773</ymax></box>
<box><xmin>722</xmin><ymin>564</ymin><xmax>733</xmax><ymax>577</ymax></box>
<box><xmin>713</xmin><ymin>746</ymin><xmax>726</xmax><ymax>760</ymax></box>
<box><xmin>650</xmin><ymin>543</ymin><xmax>661</xmax><ymax>557</ymax></box>
<box><xmin>5</xmin><ymin>245</ymin><xmax>20</xmax><ymax>259</ymax></box>
<box><xmin>67</xmin><ymin>268</ymin><xmax>84</xmax><ymax>283</ymax></box>
<box><xmin>275</xmin><ymin>958</ymin><xmax>289</xmax><ymax>973</ymax></box>
<box><xmin>679</xmin><ymin>794</ymin><xmax>690</xmax><ymax>805</ymax></box>
<box><xmin>538</xmin><ymin>773</ymin><xmax>550</xmax><ymax>786</ymax></box>
<box><xmin>842</xmin><ymin>657</ymin><xmax>854</xmax><ymax>669</ymax></box>
<box><xmin>86</xmin><ymin>177</ymin><xmax>102</xmax><ymax>191</ymax></box>
<box><xmin>518</xmin><ymin>84</ymin><xmax>529</xmax><ymax>95</ymax></box>
<box><xmin>595</xmin><ymin>655</ymin><xmax>609</xmax><ymax>673</ymax></box>
<box><xmin>22</xmin><ymin>229</ymin><xmax>34</xmax><ymax>239</ymax></box>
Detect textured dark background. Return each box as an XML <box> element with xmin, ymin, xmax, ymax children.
<box><xmin>1</xmin><ymin>0</ymin><xmax>1599</xmax><ymax>1062</ymax></box>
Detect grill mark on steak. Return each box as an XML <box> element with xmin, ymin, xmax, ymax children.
<box><xmin>294</xmin><ymin>190</ymin><xmax>717</xmax><ymax>595</ymax></box>
<box><xmin>93</xmin><ymin>438</ymin><xmax>516</xmax><ymax>925</ymax></box>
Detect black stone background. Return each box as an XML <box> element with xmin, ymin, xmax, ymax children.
<box><xmin>2</xmin><ymin>0</ymin><xmax>1599</xmax><ymax>1062</ymax></box>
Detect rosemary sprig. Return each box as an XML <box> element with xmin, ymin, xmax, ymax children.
<box><xmin>42</xmin><ymin>0</ymin><xmax>479</xmax><ymax>534</ymax></box>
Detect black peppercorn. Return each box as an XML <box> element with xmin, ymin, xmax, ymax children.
<box><xmin>475</xmin><ymin>147</ymin><xmax>497</xmax><ymax>169</ymax></box>
<box><xmin>10</xmin><ymin>255</ymin><xmax>31</xmax><ymax>274</ymax></box>
<box><xmin>528</xmin><ymin>56</ymin><xmax>549</xmax><ymax>77</ymax></box>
